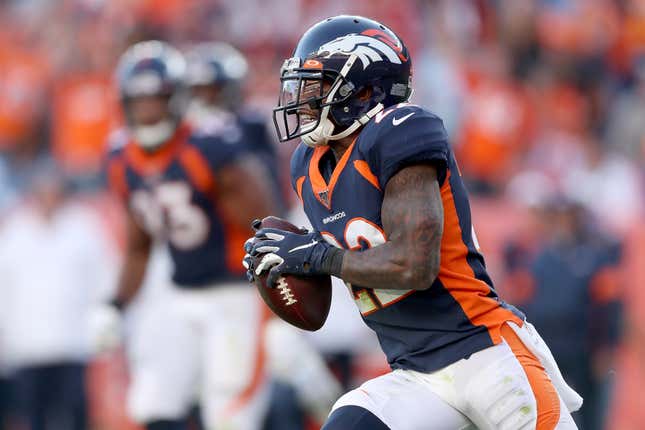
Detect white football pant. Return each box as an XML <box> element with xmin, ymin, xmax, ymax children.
<box><xmin>330</xmin><ymin>321</ymin><xmax>581</xmax><ymax>430</ymax></box>
<box><xmin>126</xmin><ymin>283</ymin><xmax>269</xmax><ymax>430</ymax></box>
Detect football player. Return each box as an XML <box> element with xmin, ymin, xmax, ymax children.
<box><xmin>245</xmin><ymin>16</ymin><xmax>583</xmax><ymax>430</ymax></box>
<box><xmin>184</xmin><ymin>42</ymin><xmax>342</xmax><ymax>428</ymax></box>
<box><xmin>101</xmin><ymin>40</ymin><xmax>275</xmax><ymax>430</ymax></box>
<box><xmin>184</xmin><ymin>42</ymin><xmax>286</xmax><ymax>213</ymax></box>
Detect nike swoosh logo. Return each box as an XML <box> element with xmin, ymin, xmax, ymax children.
<box><xmin>289</xmin><ymin>240</ymin><xmax>319</xmax><ymax>253</ymax></box>
<box><xmin>392</xmin><ymin>112</ymin><xmax>415</xmax><ymax>126</ymax></box>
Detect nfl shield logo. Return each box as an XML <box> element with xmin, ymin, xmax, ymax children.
<box><xmin>318</xmin><ymin>190</ymin><xmax>329</xmax><ymax>206</ymax></box>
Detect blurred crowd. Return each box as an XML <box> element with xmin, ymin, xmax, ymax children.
<box><xmin>0</xmin><ymin>0</ymin><xmax>643</xmax><ymax>429</ymax></box>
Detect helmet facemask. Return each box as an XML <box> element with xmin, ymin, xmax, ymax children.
<box><xmin>273</xmin><ymin>55</ymin><xmax>384</xmax><ymax>147</ymax></box>
<box><xmin>122</xmin><ymin>91</ymin><xmax>185</xmax><ymax>151</ymax></box>
<box><xmin>116</xmin><ymin>41</ymin><xmax>187</xmax><ymax>151</ymax></box>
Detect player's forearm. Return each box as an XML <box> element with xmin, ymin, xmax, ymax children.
<box><xmin>336</xmin><ymin>164</ymin><xmax>444</xmax><ymax>291</ymax></box>
<box><xmin>338</xmin><ymin>241</ymin><xmax>439</xmax><ymax>290</ymax></box>
<box><xmin>112</xmin><ymin>247</ymin><xmax>150</xmax><ymax>309</ymax></box>
<box><xmin>217</xmin><ymin>157</ymin><xmax>277</xmax><ymax>229</ymax></box>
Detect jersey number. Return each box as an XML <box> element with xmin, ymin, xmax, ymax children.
<box><xmin>130</xmin><ymin>182</ymin><xmax>209</xmax><ymax>250</ymax></box>
<box><xmin>324</xmin><ymin>218</ymin><xmax>413</xmax><ymax>316</ymax></box>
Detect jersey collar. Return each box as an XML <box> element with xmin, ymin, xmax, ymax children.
<box><xmin>308</xmin><ymin>139</ymin><xmax>356</xmax><ymax>210</ymax></box>
<box><xmin>124</xmin><ymin>123</ymin><xmax>191</xmax><ymax>176</ymax></box>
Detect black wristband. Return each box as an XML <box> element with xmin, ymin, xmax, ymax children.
<box><xmin>321</xmin><ymin>247</ymin><xmax>345</xmax><ymax>277</ymax></box>
<box><xmin>110</xmin><ymin>297</ymin><xmax>127</xmax><ymax>312</ymax></box>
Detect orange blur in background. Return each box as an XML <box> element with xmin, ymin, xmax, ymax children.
<box><xmin>0</xmin><ymin>1</ymin><xmax>643</xmax><ymax>430</ymax></box>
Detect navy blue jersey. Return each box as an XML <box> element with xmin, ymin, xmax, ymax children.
<box><xmin>191</xmin><ymin>109</ymin><xmax>287</xmax><ymax>212</ymax></box>
<box><xmin>290</xmin><ymin>104</ymin><xmax>523</xmax><ymax>372</ymax></box>
<box><xmin>107</xmin><ymin>123</ymin><xmax>248</xmax><ymax>287</ymax></box>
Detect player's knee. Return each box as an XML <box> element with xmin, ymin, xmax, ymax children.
<box><xmin>488</xmin><ymin>387</ymin><xmax>537</xmax><ymax>429</ymax></box>
<box><xmin>322</xmin><ymin>405</ymin><xmax>389</xmax><ymax>430</ymax></box>
<box><xmin>467</xmin><ymin>361</ymin><xmax>538</xmax><ymax>429</ymax></box>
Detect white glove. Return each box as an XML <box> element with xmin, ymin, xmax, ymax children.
<box><xmin>88</xmin><ymin>303</ymin><xmax>123</xmax><ymax>354</ymax></box>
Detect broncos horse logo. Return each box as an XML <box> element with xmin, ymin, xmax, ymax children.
<box><xmin>317</xmin><ymin>30</ymin><xmax>407</xmax><ymax>70</ymax></box>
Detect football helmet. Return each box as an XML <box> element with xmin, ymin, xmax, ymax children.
<box><xmin>273</xmin><ymin>15</ymin><xmax>412</xmax><ymax>147</ymax></box>
<box><xmin>184</xmin><ymin>42</ymin><xmax>248</xmax><ymax>117</ymax></box>
<box><xmin>116</xmin><ymin>40</ymin><xmax>186</xmax><ymax>150</ymax></box>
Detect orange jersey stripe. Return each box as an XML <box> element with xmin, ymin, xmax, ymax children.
<box><xmin>438</xmin><ymin>170</ymin><xmax>521</xmax><ymax>344</ymax></box>
<box><xmin>295</xmin><ymin>175</ymin><xmax>306</xmax><ymax>203</ymax></box>
<box><xmin>124</xmin><ymin>124</ymin><xmax>190</xmax><ymax>176</ymax></box>
<box><xmin>223</xmin><ymin>219</ymin><xmax>249</xmax><ymax>275</ymax></box>
<box><xmin>177</xmin><ymin>140</ymin><xmax>246</xmax><ymax>275</ymax></box>
<box><xmin>353</xmin><ymin>159</ymin><xmax>381</xmax><ymax>191</ymax></box>
<box><xmin>309</xmin><ymin>146</ymin><xmax>330</xmax><ymax>207</ymax></box>
<box><xmin>223</xmin><ymin>296</ymin><xmax>269</xmax><ymax>416</ymax></box>
<box><xmin>308</xmin><ymin>139</ymin><xmax>356</xmax><ymax>209</ymax></box>
<box><xmin>501</xmin><ymin>324</ymin><xmax>561</xmax><ymax>429</ymax></box>
<box><xmin>107</xmin><ymin>157</ymin><xmax>128</xmax><ymax>200</ymax></box>
<box><xmin>178</xmin><ymin>144</ymin><xmax>217</xmax><ymax>196</ymax></box>
<box><xmin>177</xmin><ymin>145</ymin><xmax>245</xmax><ymax>276</ymax></box>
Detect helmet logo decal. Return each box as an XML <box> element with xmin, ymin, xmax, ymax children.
<box><xmin>303</xmin><ymin>59</ymin><xmax>323</xmax><ymax>69</ymax></box>
<box><xmin>360</xmin><ymin>29</ymin><xmax>408</xmax><ymax>62</ymax></box>
<box><xmin>317</xmin><ymin>33</ymin><xmax>403</xmax><ymax>70</ymax></box>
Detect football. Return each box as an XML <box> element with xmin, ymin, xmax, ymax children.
<box><xmin>252</xmin><ymin>216</ymin><xmax>332</xmax><ymax>331</ymax></box>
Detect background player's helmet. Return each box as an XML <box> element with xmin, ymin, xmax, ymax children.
<box><xmin>116</xmin><ymin>40</ymin><xmax>186</xmax><ymax>150</ymax></box>
<box><xmin>184</xmin><ymin>42</ymin><xmax>248</xmax><ymax>117</ymax></box>
<box><xmin>273</xmin><ymin>15</ymin><xmax>412</xmax><ymax>147</ymax></box>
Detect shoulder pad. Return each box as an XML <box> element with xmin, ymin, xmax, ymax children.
<box><xmin>187</xmin><ymin>127</ymin><xmax>247</xmax><ymax>172</ymax></box>
<box><xmin>190</xmin><ymin>114</ymin><xmax>244</xmax><ymax>145</ymax></box>
<box><xmin>359</xmin><ymin>104</ymin><xmax>447</xmax><ymax>152</ymax></box>
<box><xmin>357</xmin><ymin>104</ymin><xmax>450</xmax><ymax>186</ymax></box>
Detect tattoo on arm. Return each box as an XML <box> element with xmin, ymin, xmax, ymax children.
<box><xmin>341</xmin><ymin>164</ymin><xmax>443</xmax><ymax>290</ymax></box>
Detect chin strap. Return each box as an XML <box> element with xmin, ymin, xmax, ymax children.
<box><xmin>302</xmin><ymin>116</ymin><xmax>334</xmax><ymax>147</ymax></box>
<box><xmin>328</xmin><ymin>102</ymin><xmax>384</xmax><ymax>141</ymax></box>
<box><xmin>301</xmin><ymin>52</ymin><xmax>388</xmax><ymax>147</ymax></box>
<box><xmin>301</xmin><ymin>102</ymin><xmax>384</xmax><ymax>147</ymax></box>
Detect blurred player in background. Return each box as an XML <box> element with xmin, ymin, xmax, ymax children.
<box><xmin>184</xmin><ymin>42</ymin><xmax>286</xmax><ymax>214</ymax></box>
<box><xmin>0</xmin><ymin>161</ymin><xmax>117</xmax><ymax>430</ymax></box>
<box><xmin>247</xmin><ymin>15</ymin><xmax>583</xmax><ymax>429</ymax></box>
<box><xmin>502</xmin><ymin>192</ymin><xmax>623</xmax><ymax>430</ymax></box>
<box><xmin>96</xmin><ymin>40</ymin><xmax>276</xmax><ymax>430</ymax></box>
<box><xmin>184</xmin><ymin>42</ymin><xmax>342</xmax><ymax>430</ymax></box>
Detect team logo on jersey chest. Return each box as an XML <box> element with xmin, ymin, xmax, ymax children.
<box><xmin>318</xmin><ymin>190</ymin><xmax>330</xmax><ymax>206</ymax></box>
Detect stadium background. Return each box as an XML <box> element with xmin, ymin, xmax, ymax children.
<box><xmin>0</xmin><ymin>0</ymin><xmax>643</xmax><ymax>429</ymax></box>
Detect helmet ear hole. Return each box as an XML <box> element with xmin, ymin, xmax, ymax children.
<box><xmin>356</xmin><ymin>86</ymin><xmax>372</xmax><ymax>102</ymax></box>
<box><xmin>329</xmin><ymin>84</ymin><xmax>385</xmax><ymax>127</ymax></box>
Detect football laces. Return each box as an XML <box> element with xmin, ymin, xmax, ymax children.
<box><xmin>276</xmin><ymin>276</ymin><xmax>298</xmax><ymax>306</ymax></box>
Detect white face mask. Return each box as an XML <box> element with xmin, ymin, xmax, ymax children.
<box><xmin>132</xmin><ymin>119</ymin><xmax>176</xmax><ymax>150</ymax></box>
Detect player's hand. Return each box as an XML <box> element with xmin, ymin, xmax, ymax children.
<box><xmin>242</xmin><ymin>238</ymin><xmax>256</xmax><ymax>282</ymax></box>
<box><xmin>249</xmin><ymin>228</ymin><xmax>336</xmax><ymax>287</ymax></box>
<box><xmin>241</xmin><ymin>220</ymin><xmax>264</xmax><ymax>282</ymax></box>
<box><xmin>88</xmin><ymin>303</ymin><xmax>123</xmax><ymax>354</ymax></box>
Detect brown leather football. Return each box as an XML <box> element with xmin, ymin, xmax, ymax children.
<box><xmin>252</xmin><ymin>216</ymin><xmax>332</xmax><ymax>331</ymax></box>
